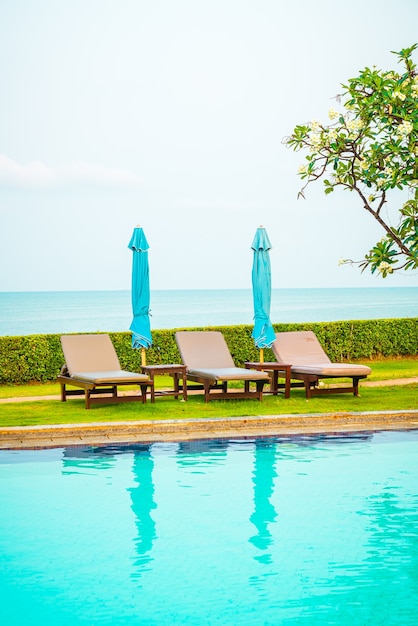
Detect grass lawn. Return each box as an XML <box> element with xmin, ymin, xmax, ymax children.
<box><xmin>0</xmin><ymin>357</ymin><xmax>417</xmax><ymax>428</ymax></box>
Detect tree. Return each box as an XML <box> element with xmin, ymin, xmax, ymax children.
<box><xmin>285</xmin><ymin>44</ymin><xmax>418</xmax><ymax>277</ymax></box>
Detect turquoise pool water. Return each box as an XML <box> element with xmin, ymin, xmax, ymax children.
<box><xmin>1</xmin><ymin>430</ymin><xmax>417</xmax><ymax>625</ymax></box>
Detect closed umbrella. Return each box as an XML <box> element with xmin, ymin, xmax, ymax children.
<box><xmin>128</xmin><ymin>226</ymin><xmax>152</xmax><ymax>366</ymax></box>
<box><xmin>251</xmin><ymin>226</ymin><xmax>275</xmax><ymax>363</ymax></box>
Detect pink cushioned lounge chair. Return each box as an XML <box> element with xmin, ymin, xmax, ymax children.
<box><xmin>58</xmin><ymin>334</ymin><xmax>154</xmax><ymax>409</ymax></box>
<box><xmin>271</xmin><ymin>330</ymin><xmax>371</xmax><ymax>399</ymax></box>
<box><xmin>175</xmin><ymin>330</ymin><xmax>270</xmax><ymax>402</ymax></box>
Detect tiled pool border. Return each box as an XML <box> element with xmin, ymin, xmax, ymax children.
<box><xmin>1</xmin><ymin>410</ymin><xmax>418</xmax><ymax>449</ymax></box>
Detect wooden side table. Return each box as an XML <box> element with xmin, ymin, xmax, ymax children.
<box><xmin>141</xmin><ymin>364</ymin><xmax>188</xmax><ymax>401</ymax></box>
<box><xmin>244</xmin><ymin>362</ymin><xmax>292</xmax><ymax>398</ymax></box>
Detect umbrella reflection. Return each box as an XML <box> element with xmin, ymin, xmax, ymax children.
<box><xmin>128</xmin><ymin>445</ymin><xmax>157</xmax><ymax>572</ymax></box>
<box><xmin>249</xmin><ymin>440</ymin><xmax>278</xmax><ymax>563</ymax></box>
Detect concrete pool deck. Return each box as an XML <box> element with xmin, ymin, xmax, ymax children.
<box><xmin>1</xmin><ymin>410</ymin><xmax>418</xmax><ymax>449</ymax></box>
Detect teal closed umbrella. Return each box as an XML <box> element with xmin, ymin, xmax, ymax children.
<box><xmin>128</xmin><ymin>226</ymin><xmax>152</xmax><ymax>366</ymax></box>
<box><xmin>251</xmin><ymin>226</ymin><xmax>275</xmax><ymax>362</ymax></box>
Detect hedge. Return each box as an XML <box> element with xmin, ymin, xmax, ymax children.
<box><xmin>0</xmin><ymin>318</ymin><xmax>417</xmax><ymax>385</ymax></box>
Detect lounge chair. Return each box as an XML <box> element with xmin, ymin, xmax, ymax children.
<box><xmin>57</xmin><ymin>334</ymin><xmax>154</xmax><ymax>409</ymax></box>
<box><xmin>271</xmin><ymin>330</ymin><xmax>371</xmax><ymax>399</ymax></box>
<box><xmin>175</xmin><ymin>330</ymin><xmax>270</xmax><ymax>402</ymax></box>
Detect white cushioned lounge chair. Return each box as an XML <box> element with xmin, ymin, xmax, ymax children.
<box><xmin>57</xmin><ymin>334</ymin><xmax>154</xmax><ymax>409</ymax></box>
<box><xmin>271</xmin><ymin>330</ymin><xmax>371</xmax><ymax>399</ymax></box>
<box><xmin>175</xmin><ymin>330</ymin><xmax>270</xmax><ymax>402</ymax></box>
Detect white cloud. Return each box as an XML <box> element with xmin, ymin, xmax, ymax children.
<box><xmin>0</xmin><ymin>155</ymin><xmax>143</xmax><ymax>188</ymax></box>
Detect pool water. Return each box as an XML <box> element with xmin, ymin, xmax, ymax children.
<box><xmin>1</xmin><ymin>430</ymin><xmax>417</xmax><ymax>625</ymax></box>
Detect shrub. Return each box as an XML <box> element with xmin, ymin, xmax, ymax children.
<box><xmin>0</xmin><ymin>319</ymin><xmax>416</xmax><ymax>384</ymax></box>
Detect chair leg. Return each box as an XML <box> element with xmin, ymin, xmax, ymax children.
<box><xmin>204</xmin><ymin>380</ymin><xmax>211</xmax><ymax>403</ymax></box>
<box><xmin>353</xmin><ymin>377</ymin><xmax>360</xmax><ymax>396</ymax></box>
<box><xmin>256</xmin><ymin>381</ymin><xmax>264</xmax><ymax>401</ymax></box>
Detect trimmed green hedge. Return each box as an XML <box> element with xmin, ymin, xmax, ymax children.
<box><xmin>0</xmin><ymin>319</ymin><xmax>417</xmax><ymax>384</ymax></box>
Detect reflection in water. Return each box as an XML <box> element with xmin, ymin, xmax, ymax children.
<box><xmin>174</xmin><ymin>439</ymin><xmax>229</xmax><ymax>470</ymax></box>
<box><xmin>128</xmin><ymin>445</ymin><xmax>157</xmax><ymax>574</ymax></box>
<box><xmin>249</xmin><ymin>440</ymin><xmax>278</xmax><ymax>565</ymax></box>
<box><xmin>62</xmin><ymin>446</ymin><xmax>118</xmax><ymax>474</ymax></box>
<box><xmin>3</xmin><ymin>431</ymin><xmax>417</xmax><ymax>624</ymax></box>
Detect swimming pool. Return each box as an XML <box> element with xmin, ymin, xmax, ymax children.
<box><xmin>1</xmin><ymin>430</ymin><xmax>417</xmax><ymax>625</ymax></box>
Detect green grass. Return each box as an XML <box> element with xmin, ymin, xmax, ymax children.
<box><xmin>0</xmin><ymin>382</ymin><xmax>417</xmax><ymax>429</ymax></box>
<box><xmin>0</xmin><ymin>357</ymin><xmax>417</xmax><ymax>428</ymax></box>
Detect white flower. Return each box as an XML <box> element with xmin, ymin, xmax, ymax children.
<box><xmin>309</xmin><ymin>119</ymin><xmax>321</xmax><ymax>131</ymax></box>
<box><xmin>398</xmin><ymin>120</ymin><xmax>413</xmax><ymax>136</ymax></box>
<box><xmin>309</xmin><ymin>132</ymin><xmax>322</xmax><ymax>151</ymax></box>
<box><xmin>378</xmin><ymin>261</ymin><xmax>393</xmax><ymax>274</ymax></box>
<box><xmin>347</xmin><ymin>118</ymin><xmax>364</xmax><ymax>132</ymax></box>
<box><xmin>328</xmin><ymin>108</ymin><xmax>339</xmax><ymax>120</ymax></box>
<box><xmin>298</xmin><ymin>164</ymin><xmax>308</xmax><ymax>174</ymax></box>
<box><xmin>393</xmin><ymin>90</ymin><xmax>406</xmax><ymax>101</ymax></box>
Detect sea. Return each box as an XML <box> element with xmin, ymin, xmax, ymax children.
<box><xmin>0</xmin><ymin>287</ymin><xmax>417</xmax><ymax>337</ymax></box>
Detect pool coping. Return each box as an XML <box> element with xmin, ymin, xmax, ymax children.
<box><xmin>1</xmin><ymin>410</ymin><xmax>418</xmax><ymax>449</ymax></box>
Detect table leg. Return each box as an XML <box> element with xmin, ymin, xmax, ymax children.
<box><xmin>271</xmin><ymin>370</ymin><xmax>279</xmax><ymax>395</ymax></box>
<box><xmin>284</xmin><ymin>369</ymin><xmax>291</xmax><ymax>399</ymax></box>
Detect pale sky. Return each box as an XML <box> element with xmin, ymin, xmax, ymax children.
<box><xmin>1</xmin><ymin>0</ymin><xmax>417</xmax><ymax>292</ymax></box>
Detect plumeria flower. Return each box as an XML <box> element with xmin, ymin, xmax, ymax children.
<box><xmin>378</xmin><ymin>261</ymin><xmax>394</xmax><ymax>274</ymax></box>
<box><xmin>328</xmin><ymin>108</ymin><xmax>339</xmax><ymax>120</ymax></box>
<box><xmin>398</xmin><ymin>120</ymin><xmax>413</xmax><ymax>136</ymax></box>
<box><xmin>393</xmin><ymin>90</ymin><xmax>406</xmax><ymax>101</ymax></box>
<box><xmin>347</xmin><ymin>119</ymin><xmax>364</xmax><ymax>132</ymax></box>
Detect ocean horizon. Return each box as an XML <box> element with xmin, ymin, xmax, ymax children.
<box><xmin>0</xmin><ymin>287</ymin><xmax>417</xmax><ymax>337</ymax></box>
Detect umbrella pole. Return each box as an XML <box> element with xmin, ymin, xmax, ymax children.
<box><xmin>259</xmin><ymin>348</ymin><xmax>264</xmax><ymax>364</ymax></box>
<box><xmin>141</xmin><ymin>347</ymin><xmax>146</xmax><ymax>367</ymax></box>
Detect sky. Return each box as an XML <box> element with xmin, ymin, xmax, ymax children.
<box><xmin>1</xmin><ymin>0</ymin><xmax>418</xmax><ymax>292</ymax></box>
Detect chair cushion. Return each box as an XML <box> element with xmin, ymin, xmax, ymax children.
<box><xmin>272</xmin><ymin>330</ymin><xmax>331</xmax><ymax>365</ymax></box>
<box><xmin>176</xmin><ymin>331</ymin><xmax>236</xmax><ymax>369</ymax></box>
<box><xmin>188</xmin><ymin>367</ymin><xmax>270</xmax><ymax>382</ymax></box>
<box><xmin>71</xmin><ymin>370</ymin><xmax>150</xmax><ymax>384</ymax></box>
<box><xmin>61</xmin><ymin>334</ymin><xmax>121</xmax><ymax>376</ymax></box>
<box><xmin>291</xmin><ymin>363</ymin><xmax>372</xmax><ymax>377</ymax></box>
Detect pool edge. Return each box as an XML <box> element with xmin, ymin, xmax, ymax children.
<box><xmin>1</xmin><ymin>411</ymin><xmax>418</xmax><ymax>449</ymax></box>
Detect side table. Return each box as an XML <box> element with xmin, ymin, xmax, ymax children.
<box><xmin>141</xmin><ymin>364</ymin><xmax>188</xmax><ymax>401</ymax></box>
<box><xmin>244</xmin><ymin>362</ymin><xmax>292</xmax><ymax>398</ymax></box>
